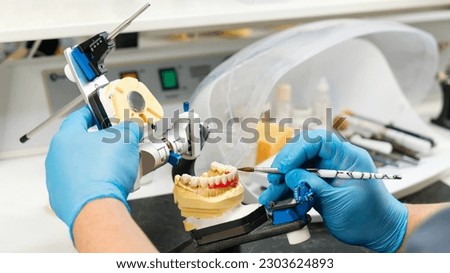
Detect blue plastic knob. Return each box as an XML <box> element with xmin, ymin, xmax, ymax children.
<box><xmin>168</xmin><ymin>151</ymin><xmax>182</xmax><ymax>166</ymax></box>
<box><xmin>183</xmin><ymin>101</ymin><xmax>190</xmax><ymax>112</ymax></box>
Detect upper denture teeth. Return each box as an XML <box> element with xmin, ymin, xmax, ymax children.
<box><xmin>190</xmin><ymin>177</ymin><xmax>199</xmax><ymax>187</ymax></box>
<box><xmin>211</xmin><ymin>161</ymin><xmax>219</xmax><ymax>170</ymax></box>
<box><xmin>226</xmin><ymin>173</ymin><xmax>233</xmax><ymax>181</ymax></box>
<box><xmin>207</xmin><ymin>177</ymin><xmax>215</xmax><ymax>187</ymax></box>
<box><xmin>221</xmin><ymin>175</ymin><xmax>227</xmax><ymax>185</ymax></box>
<box><xmin>213</xmin><ymin>176</ymin><xmax>220</xmax><ymax>185</ymax></box>
<box><xmin>199</xmin><ymin>177</ymin><xmax>208</xmax><ymax>188</ymax></box>
<box><xmin>181</xmin><ymin>174</ymin><xmax>191</xmax><ymax>184</ymax></box>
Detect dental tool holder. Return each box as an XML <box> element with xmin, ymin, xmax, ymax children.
<box><xmin>170</xmin><ymin>208</ymin><xmax>311</xmax><ymax>253</ymax></box>
<box><xmin>171</xmin><ymin>216</ymin><xmax>311</xmax><ymax>253</ymax></box>
<box><xmin>170</xmin><ymin>182</ymin><xmax>314</xmax><ymax>252</ymax></box>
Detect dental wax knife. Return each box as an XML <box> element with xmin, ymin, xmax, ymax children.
<box><xmin>238</xmin><ymin>167</ymin><xmax>402</xmax><ymax>180</ymax></box>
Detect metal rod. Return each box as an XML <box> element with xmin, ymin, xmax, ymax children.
<box><xmin>107</xmin><ymin>3</ymin><xmax>151</xmax><ymax>41</ymax></box>
<box><xmin>27</xmin><ymin>40</ymin><xmax>42</xmax><ymax>59</ymax></box>
<box><xmin>20</xmin><ymin>95</ymin><xmax>84</xmax><ymax>143</ymax></box>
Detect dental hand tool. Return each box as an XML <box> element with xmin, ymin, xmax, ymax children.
<box><xmin>238</xmin><ymin>166</ymin><xmax>402</xmax><ymax>180</ymax></box>
<box><xmin>342</xmin><ymin>110</ymin><xmax>433</xmax><ymax>155</ymax></box>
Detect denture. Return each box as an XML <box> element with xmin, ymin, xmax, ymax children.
<box><xmin>173</xmin><ymin>161</ymin><xmax>244</xmax><ymax>231</ymax></box>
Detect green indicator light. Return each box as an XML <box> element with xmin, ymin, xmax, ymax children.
<box><xmin>159</xmin><ymin>68</ymin><xmax>179</xmax><ymax>90</ymax></box>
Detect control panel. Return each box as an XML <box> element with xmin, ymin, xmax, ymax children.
<box><xmin>0</xmin><ymin>40</ymin><xmax>247</xmax><ymax>158</ymax></box>
<box><xmin>44</xmin><ymin>53</ymin><xmax>229</xmax><ymax>115</ymax></box>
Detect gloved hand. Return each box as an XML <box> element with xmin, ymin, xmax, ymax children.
<box><xmin>45</xmin><ymin>106</ymin><xmax>142</xmax><ymax>234</ymax></box>
<box><xmin>259</xmin><ymin>129</ymin><xmax>408</xmax><ymax>252</ymax></box>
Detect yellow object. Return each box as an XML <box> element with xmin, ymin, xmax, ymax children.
<box><xmin>101</xmin><ymin>77</ymin><xmax>164</xmax><ymax>125</ymax></box>
<box><xmin>172</xmin><ymin>162</ymin><xmax>244</xmax><ymax>231</ymax></box>
<box><xmin>256</xmin><ymin>121</ymin><xmax>294</xmax><ymax>164</ymax></box>
<box><xmin>168</xmin><ymin>33</ymin><xmax>193</xmax><ymax>42</ymax></box>
<box><xmin>173</xmin><ymin>181</ymin><xmax>244</xmax><ymax>218</ymax></box>
<box><xmin>6</xmin><ymin>47</ymin><xmax>28</xmax><ymax>60</ymax></box>
<box><xmin>220</xmin><ymin>28</ymin><xmax>252</xmax><ymax>38</ymax></box>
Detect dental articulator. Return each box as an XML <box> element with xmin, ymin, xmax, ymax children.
<box><xmin>19</xmin><ymin>3</ymin><xmax>316</xmax><ymax>252</ymax></box>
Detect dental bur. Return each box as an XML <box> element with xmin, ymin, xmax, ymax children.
<box><xmin>238</xmin><ymin>167</ymin><xmax>402</xmax><ymax>180</ymax></box>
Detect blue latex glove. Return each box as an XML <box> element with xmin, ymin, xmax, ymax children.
<box><xmin>45</xmin><ymin>106</ymin><xmax>142</xmax><ymax>234</ymax></box>
<box><xmin>259</xmin><ymin>129</ymin><xmax>408</xmax><ymax>252</ymax></box>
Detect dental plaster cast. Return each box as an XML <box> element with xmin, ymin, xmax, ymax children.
<box><xmin>173</xmin><ymin>161</ymin><xmax>244</xmax><ymax>231</ymax></box>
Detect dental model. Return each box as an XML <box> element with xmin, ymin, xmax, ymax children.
<box><xmin>173</xmin><ymin>161</ymin><xmax>244</xmax><ymax>231</ymax></box>
<box><xmin>99</xmin><ymin>77</ymin><xmax>164</xmax><ymax>125</ymax></box>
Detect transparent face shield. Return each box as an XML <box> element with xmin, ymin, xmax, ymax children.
<box><xmin>191</xmin><ymin>19</ymin><xmax>437</xmax><ymax>169</ymax></box>
<box><xmin>189</xmin><ymin>19</ymin><xmax>441</xmax><ymax>202</ymax></box>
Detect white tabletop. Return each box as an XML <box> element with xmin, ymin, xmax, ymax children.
<box><xmin>1</xmin><ymin>0</ymin><xmax>450</xmax><ymax>42</ymax></box>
